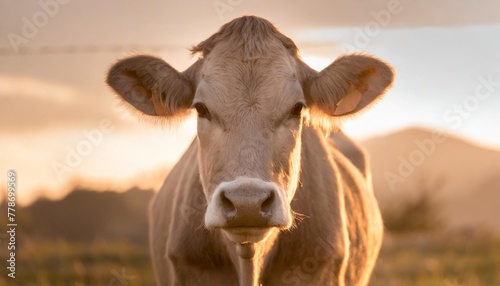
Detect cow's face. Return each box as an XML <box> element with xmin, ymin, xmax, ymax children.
<box><xmin>107</xmin><ymin>23</ymin><xmax>393</xmax><ymax>245</ymax></box>
<box><xmin>193</xmin><ymin>45</ymin><xmax>305</xmax><ymax>242</ymax></box>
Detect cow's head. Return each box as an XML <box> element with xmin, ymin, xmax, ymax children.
<box><xmin>107</xmin><ymin>16</ymin><xmax>393</xmax><ymax>245</ymax></box>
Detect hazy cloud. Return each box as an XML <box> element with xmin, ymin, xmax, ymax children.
<box><xmin>0</xmin><ymin>76</ymin><xmax>119</xmax><ymax>133</ymax></box>
<box><xmin>0</xmin><ymin>75</ymin><xmax>76</xmax><ymax>103</ymax></box>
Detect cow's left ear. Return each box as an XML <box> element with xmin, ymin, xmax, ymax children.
<box><xmin>305</xmin><ymin>54</ymin><xmax>394</xmax><ymax>117</ymax></box>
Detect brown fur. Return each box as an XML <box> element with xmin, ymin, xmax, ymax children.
<box><xmin>107</xmin><ymin>15</ymin><xmax>393</xmax><ymax>286</ymax></box>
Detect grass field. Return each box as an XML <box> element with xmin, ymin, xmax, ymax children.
<box><xmin>1</xmin><ymin>232</ymin><xmax>499</xmax><ymax>286</ymax></box>
<box><xmin>1</xmin><ymin>240</ymin><xmax>154</xmax><ymax>286</ymax></box>
<box><xmin>370</xmin><ymin>232</ymin><xmax>500</xmax><ymax>286</ymax></box>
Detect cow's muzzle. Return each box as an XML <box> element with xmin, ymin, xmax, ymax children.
<box><xmin>205</xmin><ymin>177</ymin><xmax>292</xmax><ymax>241</ymax></box>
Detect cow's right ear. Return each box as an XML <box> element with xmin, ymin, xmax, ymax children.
<box><xmin>106</xmin><ymin>55</ymin><xmax>194</xmax><ymax>119</ymax></box>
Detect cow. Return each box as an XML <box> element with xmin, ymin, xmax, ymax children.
<box><xmin>106</xmin><ymin>16</ymin><xmax>393</xmax><ymax>286</ymax></box>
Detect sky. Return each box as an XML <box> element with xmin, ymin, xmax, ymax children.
<box><xmin>1</xmin><ymin>0</ymin><xmax>499</xmax><ymax>204</ymax></box>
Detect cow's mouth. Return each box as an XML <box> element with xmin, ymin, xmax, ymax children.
<box><xmin>222</xmin><ymin>227</ymin><xmax>273</xmax><ymax>244</ymax></box>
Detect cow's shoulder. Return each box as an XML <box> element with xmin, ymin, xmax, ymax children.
<box><xmin>327</xmin><ymin>131</ymin><xmax>383</xmax><ymax>285</ymax></box>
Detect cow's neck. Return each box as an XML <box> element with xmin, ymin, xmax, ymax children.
<box><xmin>236</xmin><ymin>244</ymin><xmax>259</xmax><ymax>286</ymax></box>
<box><xmin>227</xmin><ymin>231</ymin><xmax>278</xmax><ymax>286</ymax></box>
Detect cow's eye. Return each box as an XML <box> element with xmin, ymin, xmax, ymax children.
<box><xmin>193</xmin><ymin>102</ymin><xmax>211</xmax><ymax>120</ymax></box>
<box><xmin>290</xmin><ymin>102</ymin><xmax>305</xmax><ymax>118</ymax></box>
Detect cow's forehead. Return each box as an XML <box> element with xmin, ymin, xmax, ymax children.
<box><xmin>197</xmin><ymin>51</ymin><xmax>301</xmax><ymax>106</ymax></box>
<box><xmin>201</xmin><ymin>35</ymin><xmax>296</xmax><ymax>77</ymax></box>
<box><xmin>203</xmin><ymin>48</ymin><xmax>295</xmax><ymax>78</ymax></box>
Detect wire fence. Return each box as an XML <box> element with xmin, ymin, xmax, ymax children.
<box><xmin>0</xmin><ymin>44</ymin><xmax>187</xmax><ymax>56</ymax></box>
<box><xmin>0</xmin><ymin>42</ymin><xmax>336</xmax><ymax>56</ymax></box>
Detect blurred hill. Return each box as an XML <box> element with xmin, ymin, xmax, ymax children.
<box><xmin>362</xmin><ymin>127</ymin><xmax>500</xmax><ymax>233</ymax></box>
<box><xmin>17</xmin><ymin>187</ymin><xmax>154</xmax><ymax>245</ymax></box>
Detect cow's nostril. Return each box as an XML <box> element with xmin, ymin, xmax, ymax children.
<box><xmin>260</xmin><ymin>191</ymin><xmax>275</xmax><ymax>216</ymax></box>
<box><xmin>221</xmin><ymin>192</ymin><xmax>236</xmax><ymax>217</ymax></box>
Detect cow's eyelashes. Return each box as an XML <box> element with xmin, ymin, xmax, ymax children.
<box><xmin>193</xmin><ymin>102</ymin><xmax>211</xmax><ymax>120</ymax></box>
<box><xmin>290</xmin><ymin>102</ymin><xmax>305</xmax><ymax>118</ymax></box>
